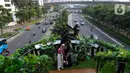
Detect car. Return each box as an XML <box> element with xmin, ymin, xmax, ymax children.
<box><xmin>90</xmin><ymin>34</ymin><xmax>98</xmax><ymax>40</ymax></box>
<box><xmin>74</xmin><ymin>19</ymin><xmax>77</xmax><ymax>22</ymax></box>
<box><xmin>80</xmin><ymin>22</ymin><xmax>85</xmax><ymax>26</ymax></box>
<box><xmin>80</xmin><ymin>19</ymin><xmax>83</xmax><ymax>22</ymax></box>
<box><xmin>25</xmin><ymin>27</ymin><xmax>30</xmax><ymax>31</ymax></box>
<box><xmin>36</xmin><ymin>22</ymin><xmax>40</xmax><ymax>25</ymax></box>
<box><xmin>76</xmin><ymin>22</ymin><xmax>80</xmax><ymax>26</ymax></box>
<box><xmin>42</xmin><ymin>28</ymin><xmax>46</xmax><ymax>33</ymax></box>
<box><xmin>50</xmin><ymin>20</ymin><xmax>53</xmax><ymax>25</ymax></box>
<box><xmin>45</xmin><ymin>21</ymin><xmax>48</xmax><ymax>25</ymax></box>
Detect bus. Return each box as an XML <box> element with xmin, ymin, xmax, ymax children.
<box><xmin>0</xmin><ymin>38</ymin><xmax>9</xmax><ymax>56</ymax></box>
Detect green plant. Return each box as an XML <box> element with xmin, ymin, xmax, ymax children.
<box><xmin>124</xmin><ymin>62</ymin><xmax>130</xmax><ymax>73</ymax></box>
<box><xmin>0</xmin><ymin>32</ymin><xmax>13</xmax><ymax>38</ymax></box>
<box><xmin>36</xmin><ymin>55</ymin><xmax>52</xmax><ymax>73</ymax></box>
<box><xmin>99</xmin><ymin>61</ymin><xmax>116</xmax><ymax>73</ymax></box>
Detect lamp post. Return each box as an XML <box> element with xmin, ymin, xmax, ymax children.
<box><xmin>0</xmin><ymin>10</ymin><xmax>3</xmax><ymax>35</ymax></box>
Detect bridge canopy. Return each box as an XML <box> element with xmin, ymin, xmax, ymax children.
<box><xmin>44</xmin><ymin>1</ymin><xmax>130</xmax><ymax>5</ymax></box>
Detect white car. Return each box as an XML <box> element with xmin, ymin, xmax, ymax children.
<box><xmin>81</xmin><ymin>22</ymin><xmax>85</xmax><ymax>26</ymax></box>
<box><xmin>74</xmin><ymin>19</ymin><xmax>77</xmax><ymax>22</ymax></box>
<box><xmin>42</xmin><ymin>28</ymin><xmax>46</xmax><ymax>33</ymax></box>
<box><xmin>80</xmin><ymin>19</ymin><xmax>83</xmax><ymax>22</ymax></box>
<box><xmin>90</xmin><ymin>34</ymin><xmax>98</xmax><ymax>40</ymax></box>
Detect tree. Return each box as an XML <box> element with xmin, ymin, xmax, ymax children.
<box><xmin>15</xmin><ymin>10</ymin><xmax>29</xmax><ymax>24</ymax></box>
<box><xmin>34</xmin><ymin>6</ymin><xmax>42</xmax><ymax>18</ymax></box>
<box><xmin>28</xmin><ymin>7</ymin><xmax>37</xmax><ymax>20</ymax></box>
<box><xmin>83</xmin><ymin>4</ymin><xmax>130</xmax><ymax>39</ymax></box>
<box><xmin>0</xmin><ymin>5</ymin><xmax>12</xmax><ymax>35</ymax></box>
<box><xmin>52</xmin><ymin>10</ymin><xmax>68</xmax><ymax>36</ymax></box>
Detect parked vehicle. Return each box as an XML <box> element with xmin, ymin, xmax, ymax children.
<box><xmin>0</xmin><ymin>38</ymin><xmax>9</xmax><ymax>56</ymax></box>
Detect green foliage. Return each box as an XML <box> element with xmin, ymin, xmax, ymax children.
<box><xmin>0</xmin><ymin>54</ymin><xmax>51</xmax><ymax>73</ymax></box>
<box><xmin>99</xmin><ymin>61</ymin><xmax>116</xmax><ymax>73</ymax></box>
<box><xmin>0</xmin><ymin>5</ymin><xmax>12</xmax><ymax>35</ymax></box>
<box><xmin>0</xmin><ymin>32</ymin><xmax>13</xmax><ymax>38</ymax></box>
<box><xmin>52</xmin><ymin>10</ymin><xmax>68</xmax><ymax>36</ymax></box>
<box><xmin>12</xmin><ymin>0</ymin><xmax>46</xmax><ymax>23</ymax></box>
<box><xmin>124</xmin><ymin>62</ymin><xmax>130</xmax><ymax>73</ymax></box>
<box><xmin>82</xmin><ymin>4</ymin><xmax>130</xmax><ymax>39</ymax></box>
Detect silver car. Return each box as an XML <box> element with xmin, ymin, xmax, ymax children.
<box><xmin>81</xmin><ymin>22</ymin><xmax>85</xmax><ymax>26</ymax></box>
<box><xmin>42</xmin><ymin>28</ymin><xmax>46</xmax><ymax>33</ymax></box>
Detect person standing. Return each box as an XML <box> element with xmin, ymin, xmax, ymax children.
<box><xmin>57</xmin><ymin>44</ymin><xmax>65</xmax><ymax>71</ymax></box>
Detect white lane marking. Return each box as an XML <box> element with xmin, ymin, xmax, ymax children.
<box><xmin>81</xmin><ymin>15</ymin><xmax>123</xmax><ymax>46</ymax></box>
<box><xmin>16</xmin><ymin>35</ymin><xmax>30</xmax><ymax>47</ymax></box>
<box><xmin>17</xmin><ymin>41</ymin><xmax>23</xmax><ymax>47</ymax></box>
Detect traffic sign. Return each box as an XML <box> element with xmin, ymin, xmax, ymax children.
<box><xmin>115</xmin><ymin>4</ymin><xmax>126</xmax><ymax>15</ymax></box>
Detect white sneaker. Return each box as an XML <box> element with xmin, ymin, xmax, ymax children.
<box><xmin>58</xmin><ymin>68</ymin><xmax>60</xmax><ymax>71</ymax></box>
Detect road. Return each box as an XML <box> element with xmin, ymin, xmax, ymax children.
<box><xmin>8</xmin><ymin>18</ymin><xmax>51</xmax><ymax>54</ymax></box>
<box><xmin>69</xmin><ymin>13</ymin><xmax>128</xmax><ymax>47</ymax></box>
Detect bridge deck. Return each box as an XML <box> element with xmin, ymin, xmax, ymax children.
<box><xmin>44</xmin><ymin>1</ymin><xmax>130</xmax><ymax>5</ymax></box>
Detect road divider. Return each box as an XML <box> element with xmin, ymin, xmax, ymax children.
<box><xmin>43</xmin><ymin>22</ymin><xmax>55</xmax><ymax>38</ymax></box>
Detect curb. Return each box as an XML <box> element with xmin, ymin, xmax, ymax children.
<box><xmin>6</xmin><ymin>32</ymin><xmax>19</xmax><ymax>40</ymax></box>
<box><xmin>7</xmin><ymin>31</ymin><xmax>24</xmax><ymax>43</ymax></box>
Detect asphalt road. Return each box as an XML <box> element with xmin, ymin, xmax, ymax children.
<box><xmin>70</xmin><ymin>13</ymin><xmax>126</xmax><ymax>46</ymax></box>
<box><xmin>8</xmin><ymin>18</ymin><xmax>51</xmax><ymax>54</ymax></box>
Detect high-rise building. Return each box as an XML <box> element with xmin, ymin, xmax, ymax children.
<box><xmin>0</xmin><ymin>0</ymin><xmax>15</xmax><ymax>13</ymax></box>
<box><xmin>32</xmin><ymin>0</ymin><xmax>44</xmax><ymax>5</ymax></box>
<box><xmin>0</xmin><ymin>0</ymin><xmax>16</xmax><ymax>21</ymax></box>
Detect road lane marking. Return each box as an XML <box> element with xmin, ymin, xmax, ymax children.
<box><xmin>17</xmin><ymin>41</ymin><xmax>23</xmax><ymax>47</ymax></box>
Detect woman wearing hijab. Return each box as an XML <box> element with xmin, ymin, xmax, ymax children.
<box><xmin>57</xmin><ymin>44</ymin><xmax>65</xmax><ymax>71</ymax></box>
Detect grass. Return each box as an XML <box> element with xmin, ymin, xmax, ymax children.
<box><xmin>26</xmin><ymin>18</ymin><xmax>43</xmax><ymax>26</ymax></box>
<box><xmin>0</xmin><ymin>32</ymin><xmax>17</xmax><ymax>38</ymax></box>
<box><xmin>49</xmin><ymin>58</ymin><xmax>96</xmax><ymax>70</ymax></box>
<box><xmin>84</xmin><ymin>15</ymin><xmax>130</xmax><ymax>46</ymax></box>
<box><xmin>14</xmin><ymin>27</ymin><xmax>22</xmax><ymax>31</ymax></box>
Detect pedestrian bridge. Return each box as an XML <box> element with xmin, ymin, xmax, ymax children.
<box><xmin>44</xmin><ymin>1</ymin><xmax>130</xmax><ymax>5</ymax></box>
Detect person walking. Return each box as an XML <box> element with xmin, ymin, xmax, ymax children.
<box><xmin>57</xmin><ymin>44</ymin><xmax>65</xmax><ymax>71</ymax></box>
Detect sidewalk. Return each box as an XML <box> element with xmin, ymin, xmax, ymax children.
<box><xmin>49</xmin><ymin>68</ymin><xmax>96</xmax><ymax>73</ymax></box>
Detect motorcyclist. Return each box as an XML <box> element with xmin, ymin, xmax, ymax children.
<box><xmin>29</xmin><ymin>40</ymin><xmax>31</xmax><ymax>44</ymax></box>
<box><xmin>33</xmin><ymin>32</ymin><xmax>36</xmax><ymax>36</ymax></box>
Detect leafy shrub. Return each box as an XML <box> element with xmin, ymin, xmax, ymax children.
<box><xmin>99</xmin><ymin>61</ymin><xmax>116</xmax><ymax>73</ymax></box>
<box><xmin>0</xmin><ymin>32</ymin><xmax>13</xmax><ymax>38</ymax></box>
<box><xmin>124</xmin><ymin>62</ymin><xmax>130</xmax><ymax>73</ymax></box>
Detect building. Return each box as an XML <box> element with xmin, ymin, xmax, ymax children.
<box><xmin>0</xmin><ymin>0</ymin><xmax>16</xmax><ymax>21</ymax></box>
<box><xmin>32</xmin><ymin>0</ymin><xmax>44</xmax><ymax>6</ymax></box>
